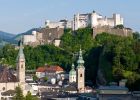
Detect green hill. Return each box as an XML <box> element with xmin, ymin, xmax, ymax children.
<box><xmin>0</xmin><ymin>28</ymin><xmax>140</xmax><ymax>91</ymax></box>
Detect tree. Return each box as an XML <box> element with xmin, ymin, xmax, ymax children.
<box><xmin>33</xmin><ymin>75</ymin><xmax>38</xmax><ymax>82</ymax></box>
<box><xmin>44</xmin><ymin>76</ymin><xmax>48</xmax><ymax>82</ymax></box>
<box><xmin>133</xmin><ymin>32</ymin><xmax>140</xmax><ymax>40</ymax></box>
<box><xmin>25</xmin><ymin>91</ymin><xmax>38</xmax><ymax>100</ymax></box>
<box><xmin>13</xmin><ymin>85</ymin><xmax>25</xmax><ymax>100</ymax></box>
<box><xmin>114</xmin><ymin>24</ymin><xmax>124</xmax><ymax>29</ymax></box>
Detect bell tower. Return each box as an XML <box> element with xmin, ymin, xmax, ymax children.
<box><xmin>16</xmin><ymin>40</ymin><xmax>25</xmax><ymax>84</ymax></box>
<box><xmin>76</xmin><ymin>48</ymin><xmax>85</xmax><ymax>93</ymax></box>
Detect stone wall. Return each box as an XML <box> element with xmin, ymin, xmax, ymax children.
<box><xmin>93</xmin><ymin>26</ymin><xmax>133</xmax><ymax>38</ymax></box>
<box><xmin>38</xmin><ymin>27</ymin><xmax>64</xmax><ymax>44</ymax></box>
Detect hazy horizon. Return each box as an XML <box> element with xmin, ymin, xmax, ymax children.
<box><xmin>0</xmin><ymin>0</ymin><xmax>140</xmax><ymax>34</ymax></box>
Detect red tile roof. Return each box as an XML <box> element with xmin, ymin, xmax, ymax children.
<box><xmin>36</xmin><ymin>67</ymin><xmax>47</xmax><ymax>72</ymax></box>
<box><xmin>46</xmin><ymin>66</ymin><xmax>64</xmax><ymax>72</ymax></box>
<box><xmin>36</xmin><ymin>66</ymin><xmax>64</xmax><ymax>72</ymax></box>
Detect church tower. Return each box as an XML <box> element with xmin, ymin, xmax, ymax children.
<box><xmin>69</xmin><ymin>63</ymin><xmax>76</xmax><ymax>83</ymax></box>
<box><xmin>16</xmin><ymin>40</ymin><xmax>25</xmax><ymax>84</ymax></box>
<box><xmin>76</xmin><ymin>48</ymin><xmax>85</xmax><ymax>93</ymax></box>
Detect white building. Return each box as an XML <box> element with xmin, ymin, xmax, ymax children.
<box><xmin>23</xmin><ymin>31</ymin><xmax>44</xmax><ymax>46</ymax></box>
<box><xmin>73</xmin><ymin>11</ymin><xmax>123</xmax><ymax>30</ymax></box>
<box><xmin>44</xmin><ymin>11</ymin><xmax>123</xmax><ymax>31</ymax></box>
<box><xmin>45</xmin><ymin>19</ymin><xmax>73</xmax><ymax>29</ymax></box>
<box><xmin>23</xmin><ymin>31</ymin><xmax>37</xmax><ymax>45</ymax></box>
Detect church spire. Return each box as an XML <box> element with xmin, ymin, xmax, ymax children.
<box><xmin>77</xmin><ymin>48</ymin><xmax>84</xmax><ymax>68</ymax></box>
<box><xmin>16</xmin><ymin>37</ymin><xmax>25</xmax><ymax>84</ymax></box>
<box><xmin>16</xmin><ymin>38</ymin><xmax>25</xmax><ymax>61</ymax></box>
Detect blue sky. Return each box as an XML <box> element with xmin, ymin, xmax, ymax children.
<box><xmin>0</xmin><ymin>0</ymin><xmax>139</xmax><ymax>34</ymax></box>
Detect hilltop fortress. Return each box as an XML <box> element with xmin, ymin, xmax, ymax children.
<box><xmin>23</xmin><ymin>11</ymin><xmax>132</xmax><ymax>46</ymax></box>
<box><xmin>45</xmin><ymin>11</ymin><xmax>124</xmax><ymax>30</ymax></box>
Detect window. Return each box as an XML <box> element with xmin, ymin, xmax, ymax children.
<box><xmin>21</xmin><ymin>64</ymin><xmax>23</xmax><ymax>68</ymax></box>
<box><xmin>2</xmin><ymin>87</ymin><xmax>5</xmax><ymax>91</ymax></box>
<box><xmin>80</xmin><ymin>74</ymin><xmax>82</xmax><ymax>77</ymax></box>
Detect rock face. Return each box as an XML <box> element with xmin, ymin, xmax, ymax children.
<box><xmin>96</xmin><ymin>69</ymin><xmax>107</xmax><ymax>86</ymax></box>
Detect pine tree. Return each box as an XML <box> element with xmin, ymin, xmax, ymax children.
<box><xmin>25</xmin><ymin>91</ymin><xmax>32</xmax><ymax>100</ymax></box>
<box><xmin>13</xmin><ymin>85</ymin><xmax>25</xmax><ymax>100</ymax></box>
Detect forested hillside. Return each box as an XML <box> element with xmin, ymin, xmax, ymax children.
<box><xmin>0</xmin><ymin>28</ymin><xmax>140</xmax><ymax>90</ymax></box>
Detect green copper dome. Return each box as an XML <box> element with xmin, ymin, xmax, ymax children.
<box><xmin>69</xmin><ymin>64</ymin><xmax>76</xmax><ymax>76</ymax></box>
<box><xmin>77</xmin><ymin>48</ymin><xmax>85</xmax><ymax>68</ymax></box>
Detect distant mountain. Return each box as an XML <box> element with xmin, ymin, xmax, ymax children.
<box><xmin>0</xmin><ymin>28</ymin><xmax>41</xmax><ymax>47</ymax></box>
<box><xmin>0</xmin><ymin>31</ymin><xmax>15</xmax><ymax>40</ymax></box>
<box><xmin>0</xmin><ymin>31</ymin><xmax>17</xmax><ymax>45</ymax></box>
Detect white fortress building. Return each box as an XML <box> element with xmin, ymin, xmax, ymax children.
<box><xmin>73</xmin><ymin>11</ymin><xmax>123</xmax><ymax>30</ymax></box>
<box><xmin>23</xmin><ymin>31</ymin><xmax>44</xmax><ymax>46</ymax></box>
<box><xmin>23</xmin><ymin>31</ymin><xmax>37</xmax><ymax>45</ymax></box>
<box><xmin>45</xmin><ymin>19</ymin><xmax>73</xmax><ymax>29</ymax></box>
<box><xmin>44</xmin><ymin>11</ymin><xmax>124</xmax><ymax>31</ymax></box>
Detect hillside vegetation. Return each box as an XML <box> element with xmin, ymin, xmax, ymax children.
<box><xmin>0</xmin><ymin>28</ymin><xmax>140</xmax><ymax>90</ymax></box>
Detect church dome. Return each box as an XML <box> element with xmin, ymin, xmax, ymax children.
<box><xmin>69</xmin><ymin>64</ymin><xmax>76</xmax><ymax>76</ymax></box>
<box><xmin>69</xmin><ymin>69</ymin><xmax>76</xmax><ymax>76</ymax></box>
<box><xmin>77</xmin><ymin>58</ymin><xmax>84</xmax><ymax>64</ymax></box>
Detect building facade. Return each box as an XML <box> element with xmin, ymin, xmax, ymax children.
<box><xmin>23</xmin><ymin>31</ymin><xmax>44</xmax><ymax>46</ymax></box>
<box><xmin>45</xmin><ymin>19</ymin><xmax>73</xmax><ymax>29</ymax></box>
<box><xmin>73</xmin><ymin>11</ymin><xmax>123</xmax><ymax>30</ymax></box>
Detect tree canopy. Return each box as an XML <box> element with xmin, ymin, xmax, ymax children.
<box><xmin>0</xmin><ymin>28</ymin><xmax>140</xmax><ymax>91</ymax></box>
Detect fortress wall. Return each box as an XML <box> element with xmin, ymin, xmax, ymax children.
<box><xmin>93</xmin><ymin>26</ymin><xmax>133</xmax><ymax>38</ymax></box>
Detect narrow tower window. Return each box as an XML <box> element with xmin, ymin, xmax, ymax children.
<box><xmin>80</xmin><ymin>74</ymin><xmax>82</xmax><ymax>77</ymax></box>
<box><xmin>21</xmin><ymin>64</ymin><xmax>23</xmax><ymax>68</ymax></box>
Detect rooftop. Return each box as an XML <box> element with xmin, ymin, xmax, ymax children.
<box><xmin>36</xmin><ymin>65</ymin><xmax>64</xmax><ymax>72</ymax></box>
<box><xmin>99</xmin><ymin>86</ymin><xmax>129</xmax><ymax>90</ymax></box>
<box><xmin>36</xmin><ymin>66</ymin><xmax>47</xmax><ymax>72</ymax></box>
<box><xmin>0</xmin><ymin>66</ymin><xmax>17</xmax><ymax>82</ymax></box>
